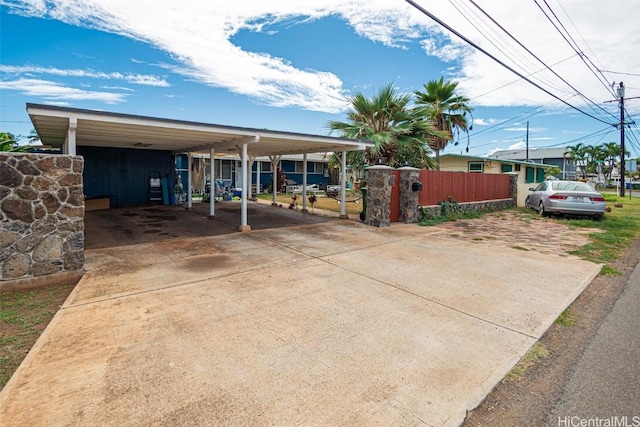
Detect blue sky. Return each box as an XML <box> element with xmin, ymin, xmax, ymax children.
<box><xmin>2</xmin><ymin>0</ymin><xmax>640</xmax><ymax>157</ymax></box>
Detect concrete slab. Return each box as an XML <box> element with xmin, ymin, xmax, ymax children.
<box><xmin>0</xmin><ymin>218</ymin><xmax>601</xmax><ymax>427</ymax></box>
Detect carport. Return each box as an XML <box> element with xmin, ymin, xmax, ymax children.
<box><xmin>26</xmin><ymin>103</ymin><xmax>370</xmax><ymax>231</ymax></box>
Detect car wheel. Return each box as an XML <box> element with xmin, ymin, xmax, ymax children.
<box><xmin>525</xmin><ymin>196</ymin><xmax>531</xmax><ymax>209</ymax></box>
<box><xmin>538</xmin><ymin>201</ymin><xmax>547</xmax><ymax>217</ymax></box>
<box><xmin>592</xmin><ymin>214</ymin><xmax>603</xmax><ymax>221</ymax></box>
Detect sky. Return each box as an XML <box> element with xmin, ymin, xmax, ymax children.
<box><xmin>2</xmin><ymin>0</ymin><xmax>640</xmax><ymax>158</ymax></box>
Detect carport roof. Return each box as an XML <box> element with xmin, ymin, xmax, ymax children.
<box><xmin>26</xmin><ymin>103</ymin><xmax>371</xmax><ymax>157</ymax></box>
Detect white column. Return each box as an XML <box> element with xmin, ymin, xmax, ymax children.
<box><xmin>340</xmin><ymin>150</ymin><xmax>347</xmax><ymax>218</ymax></box>
<box><xmin>270</xmin><ymin>156</ymin><xmax>279</xmax><ymax>205</ymax></box>
<box><xmin>65</xmin><ymin>116</ymin><xmax>77</xmax><ymax>155</ymax></box>
<box><xmin>214</xmin><ymin>148</ymin><xmax>216</xmax><ymax>218</ymax></box>
<box><xmin>239</xmin><ymin>143</ymin><xmax>251</xmax><ymax>231</ymax></box>
<box><xmin>302</xmin><ymin>153</ymin><xmax>308</xmax><ymax>212</ymax></box>
<box><xmin>187</xmin><ymin>153</ymin><xmax>193</xmax><ymax>209</ymax></box>
<box><xmin>256</xmin><ymin>161</ymin><xmax>261</xmax><ymax>194</ymax></box>
<box><xmin>202</xmin><ymin>157</ymin><xmax>207</xmax><ymax>198</ymax></box>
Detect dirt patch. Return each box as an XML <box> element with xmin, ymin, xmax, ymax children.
<box><xmin>0</xmin><ymin>283</ymin><xmax>76</xmax><ymax>391</ymax></box>
<box><xmin>431</xmin><ymin>210</ymin><xmax>596</xmax><ymax>257</ymax></box>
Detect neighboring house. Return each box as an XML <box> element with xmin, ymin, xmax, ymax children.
<box><xmin>491</xmin><ymin>147</ymin><xmax>577</xmax><ymax>180</ymax></box>
<box><xmin>439</xmin><ymin>154</ymin><xmax>553</xmax><ymax>207</ymax></box>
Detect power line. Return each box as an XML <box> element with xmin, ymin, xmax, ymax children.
<box><xmin>469</xmin><ymin>55</ymin><xmax>578</xmax><ymax>101</ymax></box>
<box><xmin>403</xmin><ymin>0</ymin><xmax>616</xmax><ymax>127</ymax></box>
<box><xmin>450</xmin><ymin>0</ymin><xmax>569</xmax><ymax>94</ymax></box>
<box><xmin>466</xmin><ymin>0</ymin><xmax>617</xmax><ymax>121</ymax></box>
<box><xmin>600</xmin><ymin>70</ymin><xmax>640</xmax><ymax>78</ymax></box>
<box><xmin>533</xmin><ymin>0</ymin><xmax>617</xmax><ymax>98</ymax></box>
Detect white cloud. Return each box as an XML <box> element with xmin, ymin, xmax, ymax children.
<box><xmin>3</xmin><ymin>0</ymin><xmax>639</xmax><ymax>116</ymax></box>
<box><xmin>487</xmin><ymin>141</ymin><xmax>526</xmax><ymax>156</ymax></box>
<box><xmin>0</xmin><ymin>78</ymin><xmax>127</xmax><ymax>103</ymax></box>
<box><xmin>0</xmin><ymin>65</ymin><xmax>169</xmax><ymax>86</ymax></box>
<box><xmin>473</xmin><ymin>118</ymin><xmax>500</xmax><ymax>126</ymax></box>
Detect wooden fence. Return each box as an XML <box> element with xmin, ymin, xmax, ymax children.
<box><xmin>390</xmin><ymin>170</ymin><xmax>511</xmax><ymax>222</ymax></box>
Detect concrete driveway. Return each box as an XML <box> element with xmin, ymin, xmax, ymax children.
<box><xmin>0</xmin><ymin>206</ymin><xmax>600</xmax><ymax>426</ymax></box>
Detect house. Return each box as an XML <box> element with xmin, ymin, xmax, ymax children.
<box><xmin>439</xmin><ymin>154</ymin><xmax>553</xmax><ymax>207</ymax></box>
<box><xmin>490</xmin><ymin>147</ymin><xmax>577</xmax><ymax>179</ymax></box>
<box><xmin>176</xmin><ymin>152</ymin><xmax>330</xmax><ymax>195</ymax></box>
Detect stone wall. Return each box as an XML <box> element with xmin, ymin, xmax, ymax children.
<box><xmin>418</xmin><ymin>199</ymin><xmax>515</xmax><ymax>219</ymax></box>
<box><xmin>1</xmin><ymin>153</ymin><xmax>85</xmax><ymax>283</ymax></box>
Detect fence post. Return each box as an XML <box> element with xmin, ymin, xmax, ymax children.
<box><xmin>397</xmin><ymin>166</ymin><xmax>421</xmax><ymax>223</ymax></box>
<box><xmin>364</xmin><ymin>165</ymin><xmax>394</xmax><ymax>227</ymax></box>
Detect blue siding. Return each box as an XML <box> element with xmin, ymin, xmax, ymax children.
<box><xmin>255</xmin><ymin>160</ymin><xmax>327</xmax><ymax>189</ymax></box>
<box><xmin>79</xmin><ymin>146</ymin><xmax>173</xmax><ymax>206</ymax></box>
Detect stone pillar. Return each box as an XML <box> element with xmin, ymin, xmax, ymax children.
<box><xmin>364</xmin><ymin>165</ymin><xmax>394</xmax><ymax>228</ymax></box>
<box><xmin>1</xmin><ymin>153</ymin><xmax>85</xmax><ymax>289</ymax></box>
<box><xmin>508</xmin><ymin>173</ymin><xmax>518</xmax><ymax>202</ymax></box>
<box><xmin>398</xmin><ymin>166</ymin><xmax>421</xmax><ymax>223</ymax></box>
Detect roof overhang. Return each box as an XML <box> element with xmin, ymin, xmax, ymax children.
<box><xmin>26</xmin><ymin>103</ymin><xmax>371</xmax><ymax>157</ymax></box>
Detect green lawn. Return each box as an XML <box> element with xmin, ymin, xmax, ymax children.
<box><xmin>255</xmin><ymin>192</ymin><xmax>364</xmax><ymax>216</ymax></box>
<box><xmin>561</xmin><ymin>193</ymin><xmax>640</xmax><ymax>269</ymax></box>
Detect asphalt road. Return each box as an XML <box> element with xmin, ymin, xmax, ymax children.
<box><xmin>547</xmin><ymin>261</ymin><xmax>640</xmax><ymax>426</ymax></box>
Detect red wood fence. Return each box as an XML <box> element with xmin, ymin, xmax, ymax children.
<box><xmin>390</xmin><ymin>170</ymin><xmax>511</xmax><ymax>222</ymax></box>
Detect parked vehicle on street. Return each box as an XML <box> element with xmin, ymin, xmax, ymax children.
<box><xmin>525</xmin><ymin>180</ymin><xmax>606</xmax><ymax>219</ymax></box>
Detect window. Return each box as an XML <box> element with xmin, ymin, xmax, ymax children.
<box><xmin>294</xmin><ymin>161</ymin><xmax>304</xmax><ymax>173</ymax></box>
<box><xmin>536</xmin><ymin>168</ymin><xmax>545</xmax><ymax>183</ymax></box>
<box><xmin>515</xmin><ymin>164</ymin><xmax>521</xmax><ymax>171</ymax></box>
<box><xmin>261</xmin><ymin>161</ymin><xmax>272</xmax><ymax>172</ymax></box>
<box><xmin>525</xmin><ymin>166</ymin><xmax>535</xmax><ymax>183</ymax></box>
<box><xmin>534</xmin><ymin>182</ymin><xmax>547</xmax><ymax>191</ymax></box>
<box><xmin>221</xmin><ymin>160</ymin><xmax>232</xmax><ymax>179</ymax></box>
<box><xmin>313</xmin><ymin>162</ymin><xmax>324</xmax><ymax>174</ymax></box>
<box><xmin>468</xmin><ymin>162</ymin><xmax>484</xmax><ymax>173</ymax></box>
<box><xmin>501</xmin><ymin>164</ymin><xmax>513</xmax><ymax>173</ymax></box>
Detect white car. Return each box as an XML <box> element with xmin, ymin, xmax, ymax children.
<box><xmin>525</xmin><ymin>180</ymin><xmax>606</xmax><ymax>219</ymax></box>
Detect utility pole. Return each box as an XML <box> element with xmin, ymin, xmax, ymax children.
<box><xmin>618</xmin><ymin>82</ymin><xmax>626</xmax><ymax>197</ymax></box>
<box><xmin>525</xmin><ymin>121</ymin><xmax>529</xmax><ymax>162</ymax></box>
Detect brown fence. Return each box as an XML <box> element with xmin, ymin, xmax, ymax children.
<box><xmin>389</xmin><ymin>170</ymin><xmax>511</xmax><ymax>222</ymax></box>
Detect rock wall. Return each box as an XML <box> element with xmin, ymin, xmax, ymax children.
<box><xmin>1</xmin><ymin>153</ymin><xmax>85</xmax><ymax>282</ymax></box>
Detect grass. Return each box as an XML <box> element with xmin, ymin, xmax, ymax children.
<box><xmin>505</xmin><ymin>342</ymin><xmax>549</xmax><ymax>382</ymax></box>
<box><xmin>0</xmin><ymin>283</ymin><xmax>75</xmax><ymax>390</ymax></box>
<box><xmin>562</xmin><ymin>193</ymin><xmax>640</xmax><ymax>265</ymax></box>
<box><xmin>255</xmin><ymin>192</ymin><xmax>363</xmax><ymax>216</ymax></box>
<box><xmin>554</xmin><ymin>309</ymin><xmax>578</xmax><ymax>327</ymax></box>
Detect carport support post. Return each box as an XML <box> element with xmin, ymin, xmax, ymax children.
<box><xmin>270</xmin><ymin>155</ymin><xmax>280</xmax><ymax>206</ymax></box>
<box><xmin>209</xmin><ymin>148</ymin><xmax>215</xmax><ymax>218</ymax></box>
<box><xmin>364</xmin><ymin>165</ymin><xmax>393</xmax><ymax>227</ymax></box>
<box><xmin>64</xmin><ymin>116</ymin><xmax>77</xmax><ymax>156</ymax></box>
<box><xmin>256</xmin><ymin>161</ymin><xmax>261</xmax><ymax>195</ymax></box>
<box><xmin>398</xmin><ymin>166</ymin><xmax>420</xmax><ymax>223</ymax></box>
<box><xmin>239</xmin><ymin>143</ymin><xmax>251</xmax><ymax>232</ymax></box>
<box><xmin>302</xmin><ymin>153</ymin><xmax>308</xmax><ymax>213</ymax></box>
<box><xmin>339</xmin><ymin>150</ymin><xmax>348</xmax><ymax>219</ymax></box>
<box><xmin>187</xmin><ymin>153</ymin><xmax>193</xmax><ymax>210</ymax></box>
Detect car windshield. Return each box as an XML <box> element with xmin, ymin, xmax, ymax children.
<box><xmin>551</xmin><ymin>181</ymin><xmax>596</xmax><ymax>192</ymax></box>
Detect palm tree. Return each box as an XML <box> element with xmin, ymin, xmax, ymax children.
<box><xmin>414</xmin><ymin>77</ymin><xmax>472</xmax><ymax>167</ymax></box>
<box><xmin>564</xmin><ymin>143</ymin><xmax>588</xmax><ymax>179</ymax></box>
<box><xmin>0</xmin><ymin>132</ymin><xmax>26</xmax><ymax>152</ymax></box>
<box><xmin>328</xmin><ymin>83</ymin><xmax>442</xmax><ymax>168</ymax></box>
